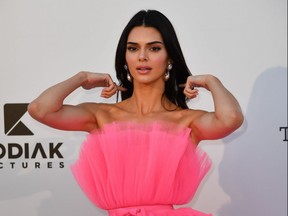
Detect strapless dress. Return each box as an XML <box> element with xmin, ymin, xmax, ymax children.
<box><xmin>71</xmin><ymin>121</ymin><xmax>212</xmax><ymax>216</ymax></box>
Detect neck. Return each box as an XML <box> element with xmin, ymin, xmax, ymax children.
<box><xmin>128</xmin><ymin>82</ymin><xmax>166</xmax><ymax>115</ymax></box>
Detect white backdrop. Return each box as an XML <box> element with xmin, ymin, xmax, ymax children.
<box><xmin>0</xmin><ymin>0</ymin><xmax>287</xmax><ymax>216</ymax></box>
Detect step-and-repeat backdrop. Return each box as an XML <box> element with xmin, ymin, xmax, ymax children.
<box><xmin>0</xmin><ymin>0</ymin><xmax>287</xmax><ymax>216</ymax></box>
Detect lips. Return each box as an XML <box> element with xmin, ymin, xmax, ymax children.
<box><xmin>136</xmin><ymin>66</ymin><xmax>152</xmax><ymax>74</ymax></box>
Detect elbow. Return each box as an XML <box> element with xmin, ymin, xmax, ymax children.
<box><xmin>226</xmin><ymin>110</ymin><xmax>244</xmax><ymax>131</ymax></box>
<box><xmin>27</xmin><ymin>101</ymin><xmax>45</xmax><ymax>121</ymax></box>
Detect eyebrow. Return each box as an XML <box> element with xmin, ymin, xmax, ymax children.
<box><xmin>127</xmin><ymin>41</ymin><xmax>164</xmax><ymax>45</ymax></box>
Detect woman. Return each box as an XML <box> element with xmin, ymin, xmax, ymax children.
<box><xmin>28</xmin><ymin>10</ymin><xmax>243</xmax><ymax>216</ymax></box>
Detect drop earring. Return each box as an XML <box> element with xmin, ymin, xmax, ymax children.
<box><xmin>164</xmin><ymin>63</ymin><xmax>172</xmax><ymax>81</ymax></box>
<box><xmin>124</xmin><ymin>64</ymin><xmax>132</xmax><ymax>82</ymax></box>
<box><xmin>127</xmin><ymin>73</ymin><xmax>132</xmax><ymax>82</ymax></box>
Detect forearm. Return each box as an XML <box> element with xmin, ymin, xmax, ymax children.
<box><xmin>28</xmin><ymin>72</ymin><xmax>87</xmax><ymax>120</ymax></box>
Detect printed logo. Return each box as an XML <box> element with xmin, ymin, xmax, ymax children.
<box><xmin>4</xmin><ymin>103</ymin><xmax>33</xmax><ymax>136</ymax></box>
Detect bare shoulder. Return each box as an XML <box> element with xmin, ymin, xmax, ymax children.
<box><xmin>176</xmin><ymin>108</ymin><xmax>207</xmax><ymax>126</ymax></box>
<box><xmin>78</xmin><ymin>102</ymin><xmax>115</xmax><ymax>112</ymax></box>
<box><xmin>172</xmin><ymin>108</ymin><xmax>209</xmax><ymax>144</ymax></box>
<box><xmin>79</xmin><ymin>102</ymin><xmax>123</xmax><ymax>127</ymax></box>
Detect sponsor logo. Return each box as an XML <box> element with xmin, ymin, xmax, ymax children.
<box><xmin>4</xmin><ymin>103</ymin><xmax>33</xmax><ymax>136</ymax></box>
<box><xmin>1</xmin><ymin>103</ymin><xmax>65</xmax><ymax>170</ymax></box>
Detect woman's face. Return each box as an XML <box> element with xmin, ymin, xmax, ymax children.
<box><xmin>125</xmin><ymin>26</ymin><xmax>170</xmax><ymax>85</ymax></box>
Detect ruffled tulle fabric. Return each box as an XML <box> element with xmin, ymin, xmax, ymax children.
<box><xmin>71</xmin><ymin>121</ymin><xmax>212</xmax><ymax>216</ymax></box>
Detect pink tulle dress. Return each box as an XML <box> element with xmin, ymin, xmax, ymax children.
<box><xmin>71</xmin><ymin>121</ymin><xmax>212</xmax><ymax>216</ymax></box>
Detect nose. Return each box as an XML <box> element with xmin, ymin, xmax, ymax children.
<box><xmin>138</xmin><ymin>49</ymin><xmax>148</xmax><ymax>61</ymax></box>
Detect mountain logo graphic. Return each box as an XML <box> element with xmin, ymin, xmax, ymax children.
<box><xmin>4</xmin><ymin>103</ymin><xmax>34</xmax><ymax>136</ymax></box>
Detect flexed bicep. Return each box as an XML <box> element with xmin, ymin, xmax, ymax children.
<box><xmin>191</xmin><ymin>111</ymin><xmax>238</xmax><ymax>142</ymax></box>
<box><xmin>187</xmin><ymin>74</ymin><xmax>244</xmax><ymax>142</ymax></box>
<box><xmin>28</xmin><ymin>72</ymin><xmax>125</xmax><ymax>132</ymax></box>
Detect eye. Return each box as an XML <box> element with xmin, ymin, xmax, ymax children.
<box><xmin>149</xmin><ymin>46</ymin><xmax>162</xmax><ymax>52</ymax></box>
<box><xmin>127</xmin><ymin>46</ymin><xmax>138</xmax><ymax>52</ymax></box>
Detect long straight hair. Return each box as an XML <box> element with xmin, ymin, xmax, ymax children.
<box><xmin>115</xmin><ymin>10</ymin><xmax>191</xmax><ymax>109</ymax></box>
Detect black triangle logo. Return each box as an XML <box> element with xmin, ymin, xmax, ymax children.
<box><xmin>7</xmin><ymin>121</ymin><xmax>34</xmax><ymax>136</ymax></box>
<box><xmin>4</xmin><ymin>103</ymin><xmax>34</xmax><ymax>136</ymax></box>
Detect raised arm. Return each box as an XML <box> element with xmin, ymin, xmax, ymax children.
<box><xmin>28</xmin><ymin>71</ymin><xmax>119</xmax><ymax>132</ymax></box>
<box><xmin>184</xmin><ymin>74</ymin><xmax>244</xmax><ymax>142</ymax></box>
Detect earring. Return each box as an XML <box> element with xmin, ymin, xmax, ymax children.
<box><xmin>164</xmin><ymin>71</ymin><xmax>170</xmax><ymax>81</ymax></box>
<box><xmin>127</xmin><ymin>73</ymin><xmax>132</xmax><ymax>82</ymax></box>
<box><xmin>124</xmin><ymin>64</ymin><xmax>132</xmax><ymax>82</ymax></box>
<box><xmin>164</xmin><ymin>63</ymin><xmax>172</xmax><ymax>81</ymax></box>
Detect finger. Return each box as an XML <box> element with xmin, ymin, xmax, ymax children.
<box><xmin>179</xmin><ymin>83</ymin><xmax>194</xmax><ymax>90</ymax></box>
<box><xmin>101</xmin><ymin>82</ymin><xmax>127</xmax><ymax>98</ymax></box>
<box><xmin>184</xmin><ymin>88</ymin><xmax>198</xmax><ymax>99</ymax></box>
<box><xmin>104</xmin><ymin>82</ymin><xmax>116</xmax><ymax>91</ymax></box>
<box><xmin>101</xmin><ymin>87</ymin><xmax>116</xmax><ymax>95</ymax></box>
<box><xmin>101</xmin><ymin>74</ymin><xmax>113</xmax><ymax>87</ymax></box>
<box><xmin>184</xmin><ymin>88</ymin><xmax>198</xmax><ymax>94</ymax></box>
<box><xmin>116</xmin><ymin>85</ymin><xmax>127</xmax><ymax>92</ymax></box>
<box><xmin>101</xmin><ymin>85</ymin><xmax>117</xmax><ymax>98</ymax></box>
<box><xmin>101</xmin><ymin>91</ymin><xmax>115</xmax><ymax>98</ymax></box>
<box><xmin>185</xmin><ymin>92</ymin><xmax>198</xmax><ymax>99</ymax></box>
